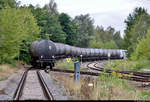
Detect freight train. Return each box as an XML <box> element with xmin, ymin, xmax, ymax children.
<box><xmin>30</xmin><ymin>40</ymin><xmax>127</xmax><ymax>72</ymax></box>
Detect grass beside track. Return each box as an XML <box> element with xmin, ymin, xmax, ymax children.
<box><xmin>97</xmin><ymin>74</ymin><xmax>150</xmax><ymax>100</ymax></box>
<box><xmin>0</xmin><ymin>64</ymin><xmax>16</xmax><ymax>81</ymax></box>
<box><xmin>0</xmin><ymin>63</ymin><xmax>21</xmax><ymax>81</ymax></box>
<box><xmin>53</xmin><ymin>60</ymin><xmax>150</xmax><ymax>100</ymax></box>
<box><xmin>50</xmin><ymin>72</ymin><xmax>150</xmax><ymax>100</ymax></box>
<box><xmin>56</xmin><ymin>61</ymin><xmax>74</xmax><ymax>70</ymax></box>
<box><xmin>104</xmin><ymin>60</ymin><xmax>150</xmax><ymax>72</ymax></box>
<box><xmin>55</xmin><ymin>60</ymin><xmax>87</xmax><ymax>71</ymax></box>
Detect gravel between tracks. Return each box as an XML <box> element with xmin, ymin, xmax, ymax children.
<box><xmin>19</xmin><ymin>70</ymin><xmax>47</xmax><ymax>100</ymax></box>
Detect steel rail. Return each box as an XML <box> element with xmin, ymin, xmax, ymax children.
<box><xmin>13</xmin><ymin>68</ymin><xmax>54</xmax><ymax>100</ymax></box>
<box><xmin>37</xmin><ymin>70</ymin><xmax>54</xmax><ymax>100</ymax></box>
<box><xmin>94</xmin><ymin>63</ymin><xmax>150</xmax><ymax>77</ymax></box>
<box><xmin>13</xmin><ymin>69</ymin><xmax>30</xmax><ymax>100</ymax></box>
<box><xmin>51</xmin><ymin>68</ymin><xmax>100</xmax><ymax>76</ymax></box>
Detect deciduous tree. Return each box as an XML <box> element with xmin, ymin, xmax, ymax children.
<box><xmin>73</xmin><ymin>14</ymin><xmax>94</xmax><ymax>47</ymax></box>
<box><xmin>123</xmin><ymin>7</ymin><xmax>148</xmax><ymax>57</ymax></box>
<box><xmin>59</xmin><ymin>13</ymin><xmax>79</xmax><ymax>45</ymax></box>
<box><xmin>0</xmin><ymin>8</ymin><xmax>40</xmax><ymax>64</ymax></box>
<box><xmin>131</xmin><ymin>28</ymin><xmax>150</xmax><ymax>60</ymax></box>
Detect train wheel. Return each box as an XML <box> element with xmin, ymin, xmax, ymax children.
<box><xmin>50</xmin><ymin>64</ymin><xmax>53</xmax><ymax>69</ymax></box>
<box><xmin>31</xmin><ymin>61</ymin><xmax>37</xmax><ymax>68</ymax></box>
<box><xmin>52</xmin><ymin>63</ymin><xmax>55</xmax><ymax>67</ymax></box>
<box><xmin>44</xmin><ymin>68</ymin><xmax>50</xmax><ymax>73</ymax></box>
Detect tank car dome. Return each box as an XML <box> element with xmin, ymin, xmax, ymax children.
<box><xmin>30</xmin><ymin>40</ymin><xmax>56</xmax><ymax>59</ymax></box>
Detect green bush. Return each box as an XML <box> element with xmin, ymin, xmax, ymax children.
<box><xmin>132</xmin><ymin>61</ymin><xmax>143</xmax><ymax>71</ymax></box>
<box><xmin>89</xmin><ymin>40</ymin><xmax>104</xmax><ymax>48</ymax></box>
<box><xmin>0</xmin><ymin>8</ymin><xmax>40</xmax><ymax>64</ymax></box>
<box><xmin>131</xmin><ymin>27</ymin><xmax>150</xmax><ymax>60</ymax></box>
<box><xmin>72</xmin><ymin>57</ymin><xmax>79</xmax><ymax>62</ymax></box>
<box><xmin>56</xmin><ymin>61</ymin><xmax>74</xmax><ymax>70</ymax></box>
<box><xmin>104</xmin><ymin>40</ymin><xmax>118</xmax><ymax>49</ymax></box>
<box><xmin>89</xmin><ymin>40</ymin><xmax>118</xmax><ymax>49</ymax></box>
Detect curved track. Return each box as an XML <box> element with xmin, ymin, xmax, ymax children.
<box><xmin>51</xmin><ymin>68</ymin><xmax>100</xmax><ymax>76</ymax></box>
<box><xmin>87</xmin><ymin>61</ymin><xmax>150</xmax><ymax>82</ymax></box>
<box><xmin>13</xmin><ymin>68</ymin><xmax>54</xmax><ymax>100</ymax></box>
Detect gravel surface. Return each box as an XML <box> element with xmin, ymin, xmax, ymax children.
<box><xmin>80</xmin><ymin>62</ymin><xmax>89</xmax><ymax>69</ymax></box>
<box><xmin>0</xmin><ymin>68</ymin><xmax>25</xmax><ymax>100</ymax></box>
<box><xmin>84</xmin><ymin>61</ymin><xmax>107</xmax><ymax>73</ymax></box>
<box><xmin>80</xmin><ymin>61</ymin><xmax>108</xmax><ymax>69</ymax></box>
<box><xmin>20</xmin><ymin>70</ymin><xmax>47</xmax><ymax>100</ymax></box>
<box><xmin>95</xmin><ymin>61</ymin><xmax>108</xmax><ymax>67</ymax></box>
<box><xmin>50</xmin><ymin>71</ymin><xmax>98</xmax><ymax>81</ymax></box>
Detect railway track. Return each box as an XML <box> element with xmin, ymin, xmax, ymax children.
<box><xmin>51</xmin><ymin>68</ymin><xmax>100</xmax><ymax>76</ymax></box>
<box><xmin>13</xmin><ymin>68</ymin><xmax>54</xmax><ymax>100</ymax></box>
<box><xmin>87</xmin><ymin>61</ymin><xmax>150</xmax><ymax>82</ymax></box>
<box><xmin>22</xmin><ymin>60</ymin><xmax>150</xmax><ymax>83</ymax></box>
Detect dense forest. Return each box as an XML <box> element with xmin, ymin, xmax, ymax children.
<box><xmin>0</xmin><ymin>0</ymin><xmax>150</xmax><ymax>64</ymax></box>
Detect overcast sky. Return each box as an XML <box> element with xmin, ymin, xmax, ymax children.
<box><xmin>18</xmin><ymin>0</ymin><xmax>150</xmax><ymax>37</ymax></box>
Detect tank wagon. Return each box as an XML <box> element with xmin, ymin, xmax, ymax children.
<box><xmin>54</xmin><ymin>43</ymin><xmax>127</xmax><ymax>60</ymax></box>
<box><xmin>30</xmin><ymin>40</ymin><xmax>56</xmax><ymax>68</ymax></box>
<box><xmin>30</xmin><ymin>40</ymin><xmax>127</xmax><ymax>70</ymax></box>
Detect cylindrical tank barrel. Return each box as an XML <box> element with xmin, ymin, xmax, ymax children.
<box><xmin>30</xmin><ymin>40</ymin><xmax>56</xmax><ymax>59</ymax></box>
<box><xmin>64</xmin><ymin>44</ymin><xmax>71</xmax><ymax>55</ymax></box>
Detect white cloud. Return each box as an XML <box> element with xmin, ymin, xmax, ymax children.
<box><xmin>17</xmin><ymin>0</ymin><xmax>50</xmax><ymax>7</ymax></box>
<box><xmin>90</xmin><ymin>10</ymin><xmax>128</xmax><ymax>37</ymax></box>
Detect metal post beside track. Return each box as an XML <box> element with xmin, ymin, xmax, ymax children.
<box><xmin>108</xmin><ymin>53</ymin><xmax>111</xmax><ymax>64</ymax></box>
<box><xmin>80</xmin><ymin>55</ymin><xmax>83</xmax><ymax>65</ymax></box>
<box><xmin>74</xmin><ymin>61</ymin><xmax>80</xmax><ymax>82</ymax></box>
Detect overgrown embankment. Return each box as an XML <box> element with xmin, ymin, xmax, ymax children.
<box><xmin>52</xmin><ymin>59</ymin><xmax>150</xmax><ymax>100</ymax></box>
<box><xmin>0</xmin><ymin>63</ymin><xmax>22</xmax><ymax>81</ymax></box>
<box><xmin>50</xmin><ymin>71</ymin><xmax>150</xmax><ymax>100</ymax></box>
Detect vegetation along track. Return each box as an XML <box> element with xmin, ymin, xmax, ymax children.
<box><xmin>87</xmin><ymin>61</ymin><xmax>150</xmax><ymax>82</ymax></box>
<box><xmin>13</xmin><ymin>68</ymin><xmax>54</xmax><ymax>100</ymax></box>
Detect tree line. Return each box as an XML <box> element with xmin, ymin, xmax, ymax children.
<box><xmin>0</xmin><ymin>0</ymin><xmax>150</xmax><ymax>64</ymax></box>
<box><xmin>123</xmin><ymin>7</ymin><xmax>150</xmax><ymax>60</ymax></box>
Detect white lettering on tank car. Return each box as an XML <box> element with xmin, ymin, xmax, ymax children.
<box><xmin>49</xmin><ymin>46</ymin><xmax>51</xmax><ymax>50</ymax></box>
<box><xmin>108</xmin><ymin>53</ymin><xmax>111</xmax><ymax>57</ymax></box>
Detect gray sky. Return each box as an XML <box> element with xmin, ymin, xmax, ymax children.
<box><xmin>18</xmin><ymin>0</ymin><xmax>150</xmax><ymax>37</ymax></box>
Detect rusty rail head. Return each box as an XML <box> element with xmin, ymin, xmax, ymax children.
<box><xmin>13</xmin><ymin>68</ymin><xmax>31</xmax><ymax>100</ymax></box>
<box><xmin>37</xmin><ymin>70</ymin><xmax>54</xmax><ymax>100</ymax></box>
